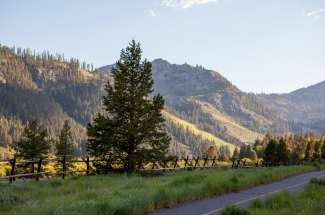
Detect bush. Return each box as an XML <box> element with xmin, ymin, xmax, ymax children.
<box><xmin>262</xmin><ymin>191</ymin><xmax>293</xmax><ymax>210</ymax></box>
<box><xmin>0</xmin><ymin>163</ymin><xmax>10</xmax><ymax>177</ymax></box>
<box><xmin>251</xmin><ymin>199</ymin><xmax>263</xmax><ymax>209</ymax></box>
<box><xmin>221</xmin><ymin>205</ymin><xmax>250</xmax><ymax>215</ymax></box>
<box><xmin>310</xmin><ymin>178</ymin><xmax>325</xmax><ymax>186</ymax></box>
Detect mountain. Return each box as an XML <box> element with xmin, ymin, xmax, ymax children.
<box><xmin>0</xmin><ymin>45</ymin><xmax>105</xmax><ymax>158</ymax></box>
<box><xmin>151</xmin><ymin>59</ymin><xmax>281</xmax><ymax>135</ymax></box>
<box><xmin>100</xmin><ymin>59</ymin><xmax>287</xmax><ymax>146</ymax></box>
<box><xmin>1</xmin><ymin>44</ymin><xmax>323</xmax><ymax>159</ymax></box>
<box><xmin>257</xmin><ymin>81</ymin><xmax>325</xmax><ymax>134</ymax></box>
<box><xmin>0</xmin><ymin>45</ymin><xmax>247</xmax><ymax>159</ymax></box>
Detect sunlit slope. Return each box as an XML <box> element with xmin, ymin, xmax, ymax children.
<box><xmin>162</xmin><ymin>110</ymin><xmax>237</xmax><ymax>151</ymax></box>
<box><xmin>196</xmin><ymin>101</ymin><xmax>263</xmax><ymax>144</ymax></box>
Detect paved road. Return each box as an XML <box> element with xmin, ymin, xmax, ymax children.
<box><xmin>152</xmin><ymin>170</ymin><xmax>325</xmax><ymax>215</ymax></box>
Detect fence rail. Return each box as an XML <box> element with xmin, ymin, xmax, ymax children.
<box><xmin>0</xmin><ymin>156</ymin><xmax>268</xmax><ymax>184</ymax></box>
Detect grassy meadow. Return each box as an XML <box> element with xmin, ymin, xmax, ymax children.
<box><xmin>0</xmin><ymin>165</ymin><xmax>321</xmax><ymax>215</ymax></box>
<box><xmin>247</xmin><ymin>178</ymin><xmax>325</xmax><ymax>215</ymax></box>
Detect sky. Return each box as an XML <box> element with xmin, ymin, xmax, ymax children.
<box><xmin>0</xmin><ymin>0</ymin><xmax>324</xmax><ymax>94</ymax></box>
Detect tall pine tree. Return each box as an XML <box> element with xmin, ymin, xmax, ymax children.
<box><xmin>313</xmin><ymin>141</ymin><xmax>321</xmax><ymax>160</ymax></box>
<box><xmin>305</xmin><ymin>142</ymin><xmax>312</xmax><ymax>161</ymax></box>
<box><xmin>263</xmin><ymin>139</ymin><xmax>278</xmax><ymax>165</ymax></box>
<box><xmin>56</xmin><ymin>120</ymin><xmax>74</xmax><ymax>157</ymax></box>
<box><xmin>87</xmin><ymin>40</ymin><xmax>170</xmax><ymax>172</ymax></box>
<box><xmin>321</xmin><ymin>142</ymin><xmax>325</xmax><ymax>159</ymax></box>
<box><xmin>277</xmin><ymin>138</ymin><xmax>289</xmax><ymax>164</ymax></box>
<box><xmin>13</xmin><ymin>120</ymin><xmax>51</xmax><ymax>160</ymax></box>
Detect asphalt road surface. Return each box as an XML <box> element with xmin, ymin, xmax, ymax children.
<box><xmin>152</xmin><ymin>170</ymin><xmax>325</xmax><ymax>215</ymax></box>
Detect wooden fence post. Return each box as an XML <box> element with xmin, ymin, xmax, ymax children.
<box><xmin>204</xmin><ymin>157</ymin><xmax>208</xmax><ymax>167</ymax></box>
<box><xmin>211</xmin><ymin>156</ymin><xmax>216</xmax><ymax>167</ymax></box>
<box><xmin>86</xmin><ymin>156</ymin><xmax>90</xmax><ymax>175</ymax></box>
<box><xmin>163</xmin><ymin>160</ymin><xmax>167</xmax><ymax>168</ymax></box>
<box><xmin>62</xmin><ymin>156</ymin><xmax>66</xmax><ymax>179</ymax></box>
<box><xmin>237</xmin><ymin>159</ymin><xmax>240</xmax><ymax>168</ymax></box>
<box><xmin>174</xmin><ymin>158</ymin><xmax>178</xmax><ymax>169</ymax></box>
<box><xmin>194</xmin><ymin>157</ymin><xmax>200</xmax><ymax>167</ymax></box>
<box><xmin>36</xmin><ymin>158</ymin><xmax>42</xmax><ymax>181</ymax></box>
<box><xmin>184</xmin><ymin>156</ymin><xmax>189</xmax><ymax>167</ymax></box>
<box><xmin>10</xmin><ymin>156</ymin><xmax>16</xmax><ymax>184</ymax></box>
<box><xmin>31</xmin><ymin>159</ymin><xmax>35</xmax><ymax>176</ymax></box>
<box><xmin>152</xmin><ymin>161</ymin><xmax>156</xmax><ymax>170</ymax></box>
<box><xmin>137</xmin><ymin>160</ymin><xmax>144</xmax><ymax>170</ymax></box>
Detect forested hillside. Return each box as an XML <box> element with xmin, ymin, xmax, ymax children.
<box><xmin>1</xmin><ymin>44</ymin><xmax>323</xmax><ymax>160</ymax></box>
<box><xmin>0</xmin><ymin>45</ymin><xmax>103</xmax><ymax>158</ymax></box>
<box><xmin>100</xmin><ymin>59</ymin><xmax>293</xmax><ymax>146</ymax></box>
<box><xmin>0</xmin><ymin>45</ymin><xmax>238</xmax><ymax>159</ymax></box>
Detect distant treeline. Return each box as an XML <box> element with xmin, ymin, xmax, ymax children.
<box><xmin>0</xmin><ymin>44</ymin><xmax>95</xmax><ymax>71</ymax></box>
<box><xmin>252</xmin><ymin>133</ymin><xmax>325</xmax><ymax>164</ymax></box>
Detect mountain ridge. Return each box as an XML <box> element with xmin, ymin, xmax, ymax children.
<box><xmin>1</xmin><ymin>44</ymin><xmax>324</xmax><ymax>159</ymax></box>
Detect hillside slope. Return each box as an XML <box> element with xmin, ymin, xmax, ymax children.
<box><xmin>3</xmin><ymin>44</ymin><xmax>318</xmax><ymax>159</ymax></box>
<box><xmin>100</xmin><ymin>59</ymin><xmax>282</xmax><ymax>145</ymax></box>
<box><xmin>257</xmin><ymin>81</ymin><xmax>325</xmax><ymax>134</ymax></box>
<box><xmin>0</xmin><ymin>45</ymin><xmax>238</xmax><ymax>158</ymax></box>
<box><xmin>0</xmin><ymin>46</ymin><xmax>99</xmax><ymax>156</ymax></box>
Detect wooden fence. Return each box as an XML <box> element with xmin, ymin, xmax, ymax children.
<box><xmin>0</xmin><ymin>156</ymin><xmax>265</xmax><ymax>184</ymax></box>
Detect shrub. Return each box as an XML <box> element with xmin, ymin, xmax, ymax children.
<box><xmin>251</xmin><ymin>199</ymin><xmax>263</xmax><ymax>209</ymax></box>
<box><xmin>263</xmin><ymin>191</ymin><xmax>293</xmax><ymax>210</ymax></box>
<box><xmin>221</xmin><ymin>205</ymin><xmax>250</xmax><ymax>215</ymax></box>
<box><xmin>310</xmin><ymin>178</ymin><xmax>325</xmax><ymax>186</ymax></box>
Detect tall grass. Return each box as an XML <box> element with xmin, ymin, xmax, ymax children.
<box><xmin>249</xmin><ymin>180</ymin><xmax>325</xmax><ymax>215</ymax></box>
<box><xmin>0</xmin><ymin>165</ymin><xmax>319</xmax><ymax>215</ymax></box>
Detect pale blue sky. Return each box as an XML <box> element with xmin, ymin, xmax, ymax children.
<box><xmin>0</xmin><ymin>0</ymin><xmax>324</xmax><ymax>93</ymax></box>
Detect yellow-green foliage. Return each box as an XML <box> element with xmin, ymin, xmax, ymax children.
<box><xmin>0</xmin><ymin>158</ymin><xmax>90</xmax><ymax>177</ymax></box>
<box><xmin>0</xmin><ymin>163</ymin><xmax>10</xmax><ymax>177</ymax></box>
<box><xmin>0</xmin><ymin>146</ymin><xmax>11</xmax><ymax>160</ymax></box>
<box><xmin>197</xmin><ymin>101</ymin><xmax>263</xmax><ymax>144</ymax></box>
<box><xmin>0</xmin><ymin>165</ymin><xmax>320</xmax><ymax>215</ymax></box>
<box><xmin>163</xmin><ymin>110</ymin><xmax>236</xmax><ymax>151</ymax></box>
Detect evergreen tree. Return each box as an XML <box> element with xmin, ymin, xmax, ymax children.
<box><xmin>313</xmin><ymin>141</ymin><xmax>321</xmax><ymax>160</ymax></box>
<box><xmin>305</xmin><ymin>142</ymin><xmax>312</xmax><ymax>161</ymax></box>
<box><xmin>321</xmin><ymin>143</ymin><xmax>325</xmax><ymax>159</ymax></box>
<box><xmin>232</xmin><ymin>147</ymin><xmax>240</xmax><ymax>160</ymax></box>
<box><xmin>253</xmin><ymin>139</ymin><xmax>264</xmax><ymax>158</ymax></box>
<box><xmin>247</xmin><ymin>147</ymin><xmax>257</xmax><ymax>161</ymax></box>
<box><xmin>238</xmin><ymin>145</ymin><xmax>257</xmax><ymax>161</ymax></box>
<box><xmin>263</xmin><ymin>139</ymin><xmax>278</xmax><ymax>165</ymax></box>
<box><xmin>87</xmin><ymin>40</ymin><xmax>170</xmax><ymax>172</ymax></box>
<box><xmin>239</xmin><ymin>145</ymin><xmax>246</xmax><ymax>159</ymax></box>
<box><xmin>56</xmin><ymin>120</ymin><xmax>74</xmax><ymax>157</ymax></box>
<box><xmin>277</xmin><ymin>138</ymin><xmax>289</xmax><ymax>164</ymax></box>
<box><xmin>13</xmin><ymin>120</ymin><xmax>51</xmax><ymax>160</ymax></box>
<box><xmin>292</xmin><ymin>137</ymin><xmax>307</xmax><ymax>161</ymax></box>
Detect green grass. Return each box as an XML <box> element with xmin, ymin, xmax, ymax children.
<box><xmin>0</xmin><ymin>165</ymin><xmax>321</xmax><ymax>215</ymax></box>
<box><xmin>249</xmin><ymin>179</ymin><xmax>325</xmax><ymax>215</ymax></box>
